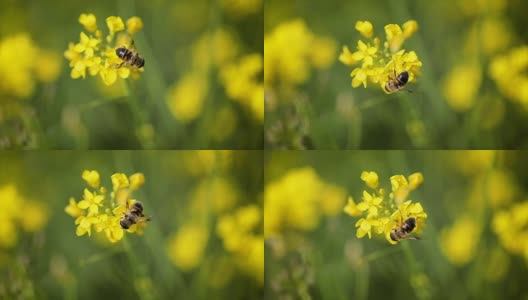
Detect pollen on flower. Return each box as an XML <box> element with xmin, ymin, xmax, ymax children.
<box><xmin>343</xmin><ymin>171</ymin><xmax>428</xmax><ymax>244</ymax></box>
<box><xmin>64</xmin><ymin>14</ymin><xmax>144</xmax><ymax>86</ymax></box>
<box><xmin>339</xmin><ymin>20</ymin><xmax>423</xmax><ymax>93</ymax></box>
<box><xmin>65</xmin><ymin>170</ymin><xmax>150</xmax><ymax>243</ymax></box>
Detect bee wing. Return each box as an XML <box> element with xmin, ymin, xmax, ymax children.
<box><xmin>136</xmin><ymin>216</ymin><xmax>152</xmax><ymax>223</ymax></box>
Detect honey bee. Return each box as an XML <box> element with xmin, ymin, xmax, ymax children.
<box><xmin>384</xmin><ymin>69</ymin><xmax>409</xmax><ymax>93</ymax></box>
<box><xmin>115</xmin><ymin>40</ymin><xmax>145</xmax><ymax>69</ymax></box>
<box><xmin>390</xmin><ymin>216</ymin><xmax>421</xmax><ymax>242</ymax></box>
<box><xmin>120</xmin><ymin>201</ymin><xmax>152</xmax><ymax>229</ymax></box>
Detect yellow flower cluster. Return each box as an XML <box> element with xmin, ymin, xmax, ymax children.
<box><xmin>64</xmin><ymin>170</ymin><xmax>148</xmax><ymax>243</ymax></box>
<box><xmin>264</xmin><ymin>167</ymin><xmax>346</xmax><ymax>238</ymax></box>
<box><xmin>217</xmin><ymin>205</ymin><xmax>264</xmax><ymax>284</ymax></box>
<box><xmin>344</xmin><ymin>171</ymin><xmax>427</xmax><ymax>244</ymax></box>
<box><xmin>339</xmin><ymin>20</ymin><xmax>422</xmax><ymax>93</ymax></box>
<box><xmin>0</xmin><ymin>33</ymin><xmax>61</xmax><ymax>98</ymax></box>
<box><xmin>64</xmin><ymin>13</ymin><xmax>144</xmax><ymax>86</ymax></box>
<box><xmin>166</xmin><ymin>28</ymin><xmax>262</xmax><ymax>125</ymax></box>
<box><xmin>220</xmin><ymin>53</ymin><xmax>264</xmax><ymax>122</ymax></box>
<box><xmin>0</xmin><ymin>184</ymin><xmax>48</xmax><ymax>249</ymax></box>
<box><xmin>492</xmin><ymin>201</ymin><xmax>528</xmax><ymax>263</ymax></box>
<box><xmin>489</xmin><ymin>46</ymin><xmax>528</xmax><ymax>108</ymax></box>
<box><xmin>264</xmin><ymin>19</ymin><xmax>337</xmax><ymax>87</ymax></box>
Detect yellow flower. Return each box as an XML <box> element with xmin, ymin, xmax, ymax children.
<box><xmin>167</xmin><ymin>224</ymin><xmax>209</xmax><ymax>271</ymax></box>
<box><xmin>82</xmin><ymin>170</ymin><xmax>100</xmax><ymax>188</ymax></box>
<box><xmin>166</xmin><ymin>72</ymin><xmax>208</xmax><ymax>123</ymax></box>
<box><xmin>219</xmin><ymin>53</ymin><xmax>263</xmax><ymax>122</ymax></box>
<box><xmin>79</xmin><ymin>13</ymin><xmax>97</xmax><ymax>32</ymax></box>
<box><xmin>64</xmin><ymin>14</ymin><xmax>144</xmax><ymax>86</ymax></box>
<box><xmin>361</xmin><ymin>171</ymin><xmax>379</xmax><ymax>189</ymax></box>
<box><xmin>75</xmin><ymin>215</ymin><xmax>100</xmax><ymax>236</ymax></box>
<box><xmin>344</xmin><ymin>171</ymin><xmax>427</xmax><ymax>244</ymax></box>
<box><xmin>65</xmin><ymin>197</ymin><xmax>83</xmax><ymax>218</ymax></box>
<box><xmin>126</xmin><ymin>17</ymin><xmax>143</xmax><ymax>35</ymax></box>
<box><xmin>355</xmin><ymin>217</ymin><xmax>383</xmax><ymax>239</ymax></box>
<box><xmin>338</xmin><ymin>46</ymin><xmax>357</xmax><ymax>66</ymax></box>
<box><xmin>19</xmin><ymin>201</ymin><xmax>48</xmax><ymax>232</ymax></box>
<box><xmin>34</xmin><ymin>50</ymin><xmax>61</xmax><ymax>83</ymax></box>
<box><xmin>0</xmin><ymin>33</ymin><xmax>45</xmax><ymax>98</ymax></box>
<box><xmin>264</xmin><ymin>19</ymin><xmax>336</xmax><ymax>87</ymax></box>
<box><xmin>440</xmin><ymin>215</ymin><xmax>480</xmax><ymax>265</ymax></box>
<box><xmin>355</xmin><ymin>21</ymin><xmax>373</xmax><ymax>38</ymax></box>
<box><xmin>340</xmin><ymin>20</ymin><xmax>422</xmax><ymax>92</ymax></box>
<box><xmin>408</xmin><ymin>172</ymin><xmax>424</xmax><ymax>190</ymax></box>
<box><xmin>77</xmin><ymin>189</ymin><xmax>104</xmax><ymax>215</ymax></box>
<box><xmin>344</xmin><ymin>196</ymin><xmax>362</xmax><ymax>217</ymax></box>
<box><xmin>111</xmin><ymin>173</ymin><xmax>130</xmax><ymax>191</ymax></box>
<box><xmin>490</xmin><ymin>46</ymin><xmax>528</xmax><ymax>107</ymax></box>
<box><xmin>443</xmin><ymin>63</ymin><xmax>481</xmax><ymax>112</ymax></box>
<box><xmin>106</xmin><ymin>16</ymin><xmax>125</xmax><ymax>35</ymax></box>
<box><xmin>66</xmin><ymin>170</ymin><xmax>150</xmax><ymax>243</ymax></box>
<box><xmin>129</xmin><ymin>173</ymin><xmax>145</xmax><ymax>190</ymax></box>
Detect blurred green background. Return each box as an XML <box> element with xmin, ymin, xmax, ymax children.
<box><xmin>264</xmin><ymin>0</ymin><xmax>528</xmax><ymax>149</ymax></box>
<box><xmin>0</xmin><ymin>0</ymin><xmax>263</xmax><ymax>149</ymax></box>
<box><xmin>265</xmin><ymin>150</ymin><xmax>528</xmax><ymax>300</ymax></box>
<box><xmin>0</xmin><ymin>150</ymin><xmax>263</xmax><ymax>299</ymax></box>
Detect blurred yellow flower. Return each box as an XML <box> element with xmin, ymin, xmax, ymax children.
<box><xmin>0</xmin><ymin>33</ymin><xmax>61</xmax><ymax>98</ymax></box>
<box><xmin>82</xmin><ymin>170</ymin><xmax>100</xmax><ymax>188</ymax></box>
<box><xmin>191</xmin><ymin>176</ymin><xmax>239</xmax><ymax>214</ymax></box>
<box><xmin>443</xmin><ymin>63</ymin><xmax>481</xmax><ymax>112</ymax></box>
<box><xmin>166</xmin><ymin>72</ymin><xmax>208</xmax><ymax>123</ymax></box>
<box><xmin>167</xmin><ymin>223</ymin><xmax>209</xmax><ymax>271</ymax></box>
<box><xmin>129</xmin><ymin>173</ymin><xmax>145</xmax><ymax>190</ymax></box>
<box><xmin>192</xmin><ymin>28</ymin><xmax>239</xmax><ymax>71</ymax></box>
<box><xmin>19</xmin><ymin>201</ymin><xmax>48</xmax><ymax>233</ymax></box>
<box><xmin>34</xmin><ymin>50</ymin><xmax>62</xmax><ymax>83</ymax></box>
<box><xmin>64</xmin><ymin>14</ymin><xmax>144</xmax><ymax>86</ymax></box>
<box><xmin>0</xmin><ymin>184</ymin><xmax>50</xmax><ymax>248</ymax></box>
<box><xmin>265</xmin><ymin>19</ymin><xmax>337</xmax><ymax>88</ymax></box>
<box><xmin>220</xmin><ymin>53</ymin><xmax>264</xmax><ymax>122</ymax></box>
<box><xmin>339</xmin><ymin>20</ymin><xmax>422</xmax><ymax>93</ymax></box>
<box><xmin>216</xmin><ymin>205</ymin><xmax>263</xmax><ymax>285</ymax></box>
<box><xmin>490</xmin><ymin>46</ymin><xmax>528</xmax><ymax>108</ymax></box>
<box><xmin>440</xmin><ymin>215</ymin><xmax>480</xmax><ymax>265</ymax></box>
<box><xmin>126</xmin><ymin>17</ymin><xmax>143</xmax><ymax>35</ymax></box>
<box><xmin>492</xmin><ymin>201</ymin><xmax>528</xmax><ymax>264</ymax></box>
<box><xmin>309</xmin><ymin>36</ymin><xmax>337</xmax><ymax>69</ymax></box>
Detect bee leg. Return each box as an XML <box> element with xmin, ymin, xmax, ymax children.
<box><xmin>113</xmin><ymin>62</ymin><xmax>125</xmax><ymax>69</ymax></box>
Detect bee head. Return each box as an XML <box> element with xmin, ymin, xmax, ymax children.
<box><xmin>397</xmin><ymin>71</ymin><xmax>409</xmax><ymax>84</ymax></box>
<box><xmin>115</xmin><ymin>47</ymin><xmax>127</xmax><ymax>59</ymax></box>
<box><xmin>132</xmin><ymin>201</ymin><xmax>144</xmax><ymax>211</ymax></box>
